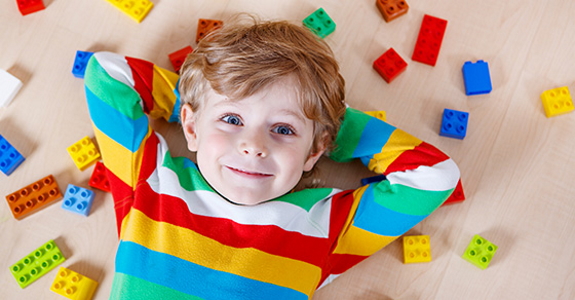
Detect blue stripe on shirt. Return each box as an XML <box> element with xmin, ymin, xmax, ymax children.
<box><xmin>353</xmin><ymin>185</ymin><xmax>427</xmax><ymax>236</ymax></box>
<box><xmin>86</xmin><ymin>86</ymin><xmax>149</xmax><ymax>152</ymax></box>
<box><xmin>352</xmin><ymin>117</ymin><xmax>395</xmax><ymax>159</ymax></box>
<box><xmin>115</xmin><ymin>241</ymin><xmax>308</xmax><ymax>300</ymax></box>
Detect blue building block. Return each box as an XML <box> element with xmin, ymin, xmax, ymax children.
<box><xmin>462</xmin><ymin>60</ymin><xmax>492</xmax><ymax>96</ymax></box>
<box><xmin>61</xmin><ymin>184</ymin><xmax>95</xmax><ymax>216</ymax></box>
<box><xmin>71</xmin><ymin>51</ymin><xmax>94</xmax><ymax>78</ymax></box>
<box><xmin>440</xmin><ymin>109</ymin><xmax>469</xmax><ymax>139</ymax></box>
<box><xmin>303</xmin><ymin>8</ymin><xmax>336</xmax><ymax>38</ymax></box>
<box><xmin>0</xmin><ymin>135</ymin><xmax>25</xmax><ymax>176</ymax></box>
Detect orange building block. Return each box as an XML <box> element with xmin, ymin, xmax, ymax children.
<box><xmin>375</xmin><ymin>0</ymin><xmax>409</xmax><ymax>22</ymax></box>
<box><xmin>5</xmin><ymin>175</ymin><xmax>62</xmax><ymax>220</ymax></box>
<box><xmin>196</xmin><ymin>19</ymin><xmax>223</xmax><ymax>43</ymax></box>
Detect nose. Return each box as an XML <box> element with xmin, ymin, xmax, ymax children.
<box><xmin>238</xmin><ymin>131</ymin><xmax>268</xmax><ymax>158</ymax></box>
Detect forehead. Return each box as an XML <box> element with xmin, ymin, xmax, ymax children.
<box><xmin>205</xmin><ymin>76</ymin><xmax>306</xmax><ymax>116</ymax></box>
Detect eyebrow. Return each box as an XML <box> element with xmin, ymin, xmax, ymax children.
<box><xmin>277</xmin><ymin>108</ymin><xmax>308</xmax><ymax>123</ymax></box>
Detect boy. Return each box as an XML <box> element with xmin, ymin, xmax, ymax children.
<box><xmin>84</xmin><ymin>15</ymin><xmax>459</xmax><ymax>300</ymax></box>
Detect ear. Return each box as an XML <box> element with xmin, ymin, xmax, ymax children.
<box><xmin>303</xmin><ymin>132</ymin><xmax>329</xmax><ymax>172</ymax></box>
<box><xmin>181</xmin><ymin>104</ymin><xmax>199</xmax><ymax>152</ymax></box>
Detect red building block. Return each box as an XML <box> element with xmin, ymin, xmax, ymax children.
<box><xmin>373</xmin><ymin>48</ymin><xmax>407</xmax><ymax>83</ymax></box>
<box><xmin>5</xmin><ymin>175</ymin><xmax>62</xmax><ymax>220</ymax></box>
<box><xmin>89</xmin><ymin>161</ymin><xmax>111</xmax><ymax>192</ymax></box>
<box><xmin>375</xmin><ymin>0</ymin><xmax>409</xmax><ymax>22</ymax></box>
<box><xmin>168</xmin><ymin>46</ymin><xmax>193</xmax><ymax>73</ymax></box>
<box><xmin>442</xmin><ymin>179</ymin><xmax>465</xmax><ymax>206</ymax></box>
<box><xmin>412</xmin><ymin>14</ymin><xmax>448</xmax><ymax>66</ymax></box>
<box><xmin>16</xmin><ymin>0</ymin><xmax>45</xmax><ymax>15</ymax></box>
<box><xmin>196</xmin><ymin>19</ymin><xmax>223</xmax><ymax>43</ymax></box>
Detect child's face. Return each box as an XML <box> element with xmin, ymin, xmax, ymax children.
<box><xmin>181</xmin><ymin>76</ymin><xmax>325</xmax><ymax>205</ymax></box>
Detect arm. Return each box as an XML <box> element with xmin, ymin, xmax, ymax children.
<box><xmin>327</xmin><ymin>107</ymin><xmax>460</xmax><ymax>271</ymax></box>
<box><xmin>84</xmin><ymin>52</ymin><xmax>180</xmax><ymax>231</ymax></box>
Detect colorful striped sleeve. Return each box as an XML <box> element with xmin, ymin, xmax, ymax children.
<box><xmin>327</xmin><ymin>107</ymin><xmax>460</xmax><ymax>270</ymax></box>
<box><xmin>84</xmin><ymin>52</ymin><xmax>180</xmax><ymax>231</ymax></box>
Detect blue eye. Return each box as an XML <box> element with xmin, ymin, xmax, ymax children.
<box><xmin>222</xmin><ymin>115</ymin><xmax>242</xmax><ymax>126</ymax></box>
<box><xmin>273</xmin><ymin>125</ymin><xmax>294</xmax><ymax>135</ymax></box>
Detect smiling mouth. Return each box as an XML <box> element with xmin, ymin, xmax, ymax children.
<box><xmin>226</xmin><ymin>166</ymin><xmax>273</xmax><ymax>178</ymax></box>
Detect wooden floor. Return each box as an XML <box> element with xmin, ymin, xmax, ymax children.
<box><xmin>1</xmin><ymin>0</ymin><xmax>574</xmax><ymax>299</ymax></box>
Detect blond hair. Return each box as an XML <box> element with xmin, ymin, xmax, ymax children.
<box><xmin>179</xmin><ymin>15</ymin><xmax>346</xmax><ymax>153</ymax></box>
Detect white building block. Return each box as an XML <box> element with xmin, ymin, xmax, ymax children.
<box><xmin>0</xmin><ymin>70</ymin><xmax>23</xmax><ymax>107</ymax></box>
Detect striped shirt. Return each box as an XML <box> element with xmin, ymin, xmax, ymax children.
<box><xmin>84</xmin><ymin>52</ymin><xmax>460</xmax><ymax>300</ymax></box>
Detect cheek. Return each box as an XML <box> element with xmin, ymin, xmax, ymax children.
<box><xmin>276</xmin><ymin>143</ymin><xmax>311</xmax><ymax>171</ymax></box>
<box><xmin>196</xmin><ymin>130</ymin><xmax>236</xmax><ymax>162</ymax></box>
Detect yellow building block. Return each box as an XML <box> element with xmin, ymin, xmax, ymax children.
<box><xmin>67</xmin><ymin>136</ymin><xmax>101</xmax><ymax>171</ymax></box>
<box><xmin>105</xmin><ymin>0</ymin><xmax>153</xmax><ymax>23</ymax></box>
<box><xmin>364</xmin><ymin>110</ymin><xmax>387</xmax><ymax>121</ymax></box>
<box><xmin>50</xmin><ymin>267</ymin><xmax>98</xmax><ymax>300</ymax></box>
<box><xmin>541</xmin><ymin>86</ymin><xmax>574</xmax><ymax>117</ymax></box>
<box><xmin>403</xmin><ymin>235</ymin><xmax>431</xmax><ymax>263</ymax></box>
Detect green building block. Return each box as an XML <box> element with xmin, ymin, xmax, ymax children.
<box><xmin>10</xmin><ymin>240</ymin><xmax>66</xmax><ymax>288</ymax></box>
<box><xmin>462</xmin><ymin>235</ymin><xmax>497</xmax><ymax>269</ymax></box>
<box><xmin>303</xmin><ymin>8</ymin><xmax>336</xmax><ymax>38</ymax></box>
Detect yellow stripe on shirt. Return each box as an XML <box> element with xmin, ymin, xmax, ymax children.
<box><xmin>120</xmin><ymin>208</ymin><xmax>322</xmax><ymax>296</ymax></box>
<box><xmin>150</xmin><ymin>65</ymin><xmax>179</xmax><ymax>121</ymax></box>
<box><xmin>368</xmin><ymin>129</ymin><xmax>422</xmax><ymax>174</ymax></box>
<box><xmin>93</xmin><ymin>125</ymin><xmax>148</xmax><ymax>189</ymax></box>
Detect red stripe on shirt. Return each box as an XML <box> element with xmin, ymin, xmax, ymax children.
<box><xmin>385</xmin><ymin>141</ymin><xmax>450</xmax><ymax>174</ymax></box>
<box><xmin>126</xmin><ymin>57</ymin><xmax>155</xmax><ymax>114</ymax></box>
<box><xmin>132</xmin><ymin>182</ymin><xmax>337</xmax><ymax>268</ymax></box>
<box><xmin>107</xmin><ymin>169</ymin><xmax>135</xmax><ymax>236</ymax></box>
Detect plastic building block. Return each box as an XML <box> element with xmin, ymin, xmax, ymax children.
<box><xmin>541</xmin><ymin>86</ymin><xmax>574</xmax><ymax>117</ymax></box>
<box><xmin>89</xmin><ymin>161</ymin><xmax>111</xmax><ymax>192</ymax></box>
<box><xmin>440</xmin><ymin>109</ymin><xmax>468</xmax><ymax>139</ymax></box>
<box><xmin>168</xmin><ymin>46</ymin><xmax>193</xmax><ymax>73</ymax></box>
<box><xmin>196</xmin><ymin>19</ymin><xmax>223</xmax><ymax>43</ymax></box>
<box><xmin>105</xmin><ymin>0</ymin><xmax>153</xmax><ymax>23</ymax></box>
<box><xmin>462</xmin><ymin>235</ymin><xmax>498</xmax><ymax>269</ymax></box>
<box><xmin>0</xmin><ymin>69</ymin><xmax>23</xmax><ymax>107</ymax></box>
<box><xmin>5</xmin><ymin>174</ymin><xmax>63</xmax><ymax>220</ymax></box>
<box><xmin>62</xmin><ymin>184</ymin><xmax>95</xmax><ymax>216</ymax></box>
<box><xmin>361</xmin><ymin>174</ymin><xmax>387</xmax><ymax>186</ymax></box>
<box><xmin>373</xmin><ymin>48</ymin><xmax>407</xmax><ymax>83</ymax></box>
<box><xmin>375</xmin><ymin>0</ymin><xmax>409</xmax><ymax>22</ymax></box>
<box><xmin>442</xmin><ymin>179</ymin><xmax>465</xmax><ymax>206</ymax></box>
<box><xmin>0</xmin><ymin>135</ymin><xmax>25</xmax><ymax>176</ymax></box>
<box><xmin>412</xmin><ymin>14</ymin><xmax>447</xmax><ymax>66</ymax></box>
<box><xmin>51</xmin><ymin>267</ymin><xmax>98</xmax><ymax>300</ymax></box>
<box><xmin>72</xmin><ymin>51</ymin><xmax>94</xmax><ymax>79</ymax></box>
<box><xmin>303</xmin><ymin>8</ymin><xmax>336</xmax><ymax>39</ymax></box>
<box><xmin>364</xmin><ymin>110</ymin><xmax>387</xmax><ymax>121</ymax></box>
<box><xmin>16</xmin><ymin>0</ymin><xmax>45</xmax><ymax>15</ymax></box>
<box><xmin>403</xmin><ymin>235</ymin><xmax>431</xmax><ymax>263</ymax></box>
<box><xmin>462</xmin><ymin>60</ymin><xmax>492</xmax><ymax>95</ymax></box>
<box><xmin>9</xmin><ymin>240</ymin><xmax>66</xmax><ymax>288</ymax></box>
<box><xmin>67</xmin><ymin>136</ymin><xmax>101</xmax><ymax>171</ymax></box>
